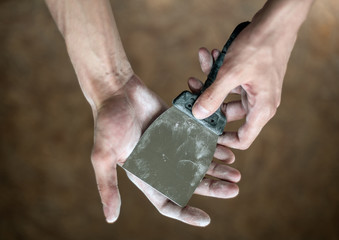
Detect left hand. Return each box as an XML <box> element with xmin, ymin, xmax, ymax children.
<box><xmin>91</xmin><ymin>74</ymin><xmax>240</xmax><ymax>227</ymax></box>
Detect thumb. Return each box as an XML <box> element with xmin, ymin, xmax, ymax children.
<box><xmin>91</xmin><ymin>143</ymin><xmax>121</xmax><ymax>223</ymax></box>
<box><xmin>192</xmin><ymin>72</ymin><xmax>236</xmax><ymax>119</ymax></box>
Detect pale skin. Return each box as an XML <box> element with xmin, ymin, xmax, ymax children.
<box><xmin>45</xmin><ymin>0</ymin><xmax>313</xmax><ymax>227</ymax></box>
<box><xmin>191</xmin><ymin>0</ymin><xmax>314</xmax><ymax>149</ymax></box>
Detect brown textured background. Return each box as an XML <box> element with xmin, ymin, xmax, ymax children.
<box><xmin>1</xmin><ymin>0</ymin><xmax>338</xmax><ymax>239</ymax></box>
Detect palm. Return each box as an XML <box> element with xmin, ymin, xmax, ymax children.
<box><xmin>93</xmin><ymin>75</ymin><xmax>166</xmax><ymax>167</ymax></box>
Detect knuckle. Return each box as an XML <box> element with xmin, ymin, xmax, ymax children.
<box><xmin>91</xmin><ymin>147</ymin><xmax>109</xmax><ymax>165</ymax></box>
<box><xmin>213</xmin><ymin>161</ymin><xmax>219</xmax><ymax>171</ymax></box>
<box><xmin>238</xmin><ymin>141</ymin><xmax>251</xmax><ymax>150</ymax></box>
<box><xmin>260</xmin><ymin>105</ymin><xmax>277</xmax><ymax>121</ymax></box>
<box><xmin>275</xmin><ymin>98</ymin><xmax>281</xmax><ymax>108</ymax></box>
<box><xmin>210</xmin><ymin>162</ymin><xmax>219</xmax><ymax>174</ymax></box>
<box><xmin>97</xmin><ymin>182</ymin><xmax>106</xmax><ymax>193</ymax></box>
<box><xmin>97</xmin><ymin>182</ymin><xmax>118</xmax><ymax>193</ymax></box>
<box><xmin>237</xmin><ymin>136</ymin><xmax>252</xmax><ymax>150</ymax></box>
<box><xmin>158</xmin><ymin>207</ymin><xmax>168</xmax><ymax>217</ymax></box>
<box><xmin>91</xmin><ymin>148</ymin><xmax>102</xmax><ymax>163</ymax></box>
<box><xmin>158</xmin><ymin>204</ymin><xmax>171</xmax><ymax>217</ymax></box>
<box><xmin>263</xmin><ymin>107</ymin><xmax>273</xmax><ymax>119</ymax></box>
<box><xmin>267</xmin><ymin>107</ymin><xmax>277</xmax><ymax>120</ymax></box>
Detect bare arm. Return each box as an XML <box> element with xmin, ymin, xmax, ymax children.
<box><xmin>45</xmin><ymin>0</ymin><xmax>240</xmax><ymax>226</ymax></box>
<box><xmin>45</xmin><ymin>0</ymin><xmax>133</xmax><ymax>113</ymax></box>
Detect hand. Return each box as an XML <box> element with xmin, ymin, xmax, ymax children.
<box><xmin>91</xmin><ymin>74</ymin><xmax>240</xmax><ymax>227</ymax></box>
<box><xmin>190</xmin><ymin>0</ymin><xmax>314</xmax><ymax>150</ymax></box>
<box><xmin>190</xmin><ymin>25</ymin><xmax>288</xmax><ymax>150</ymax></box>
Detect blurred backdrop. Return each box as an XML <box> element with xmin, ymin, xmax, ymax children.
<box><xmin>1</xmin><ymin>0</ymin><xmax>338</xmax><ymax>239</ymax></box>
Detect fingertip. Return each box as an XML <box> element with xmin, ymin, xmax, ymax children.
<box><xmin>198</xmin><ymin>48</ymin><xmax>213</xmax><ymax>74</ymax></box>
<box><xmin>104</xmin><ymin>205</ymin><xmax>119</xmax><ymax>223</ymax></box>
<box><xmin>187</xmin><ymin>77</ymin><xmax>195</xmax><ymax>88</ymax></box>
<box><xmin>102</xmin><ymin>191</ymin><xmax>121</xmax><ymax>224</ymax></box>
<box><xmin>198</xmin><ymin>47</ymin><xmax>209</xmax><ymax>61</ymax></box>
<box><xmin>187</xmin><ymin>77</ymin><xmax>203</xmax><ymax>92</ymax></box>
<box><xmin>230</xmin><ymin>184</ymin><xmax>240</xmax><ymax>198</ymax></box>
<box><xmin>192</xmin><ymin>103</ymin><xmax>210</xmax><ymax>119</ymax></box>
<box><xmin>106</xmin><ymin>215</ymin><xmax>118</xmax><ymax>223</ymax></box>
<box><xmin>215</xmin><ymin>182</ymin><xmax>239</xmax><ymax>199</ymax></box>
<box><xmin>214</xmin><ymin>145</ymin><xmax>235</xmax><ymax>164</ymax></box>
<box><xmin>104</xmin><ymin>204</ymin><xmax>120</xmax><ymax>223</ymax></box>
<box><xmin>198</xmin><ymin>47</ymin><xmax>209</xmax><ymax>54</ymax></box>
<box><xmin>192</xmin><ymin>83</ymin><xmax>228</xmax><ymax>120</ymax></box>
<box><xmin>190</xmin><ymin>208</ymin><xmax>211</xmax><ymax>227</ymax></box>
<box><xmin>211</xmin><ymin>49</ymin><xmax>220</xmax><ymax>60</ymax></box>
<box><xmin>179</xmin><ymin>205</ymin><xmax>211</xmax><ymax>227</ymax></box>
<box><xmin>199</xmin><ymin>215</ymin><xmax>211</xmax><ymax>227</ymax></box>
<box><xmin>236</xmin><ymin>172</ymin><xmax>241</xmax><ymax>183</ymax></box>
<box><xmin>228</xmin><ymin>151</ymin><xmax>236</xmax><ymax>164</ymax></box>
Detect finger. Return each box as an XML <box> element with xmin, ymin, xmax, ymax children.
<box><xmin>206</xmin><ymin>161</ymin><xmax>241</xmax><ymax>183</ymax></box>
<box><xmin>91</xmin><ymin>144</ymin><xmax>121</xmax><ymax>223</ymax></box>
<box><xmin>218</xmin><ymin>126</ymin><xmax>260</xmax><ymax>150</ymax></box>
<box><xmin>218</xmin><ymin>105</ymin><xmax>274</xmax><ymax>150</ymax></box>
<box><xmin>220</xmin><ymin>100</ymin><xmax>246</xmax><ymax>122</ymax></box>
<box><xmin>187</xmin><ymin>77</ymin><xmax>203</xmax><ymax>94</ymax></box>
<box><xmin>127</xmin><ymin>173</ymin><xmax>211</xmax><ymax>227</ymax></box>
<box><xmin>194</xmin><ymin>178</ymin><xmax>239</xmax><ymax>199</ymax></box>
<box><xmin>213</xmin><ymin>145</ymin><xmax>235</xmax><ymax>164</ymax></box>
<box><xmin>192</xmin><ymin>69</ymin><xmax>237</xmax><ymax>119</ymax></box>
<box><xmin>230</xmin><ymin>86</ymin><xmax>243</xmax><ymax>94</ymax></box>
<box><xmin>198</xmin><ymin>47</ymin><xmax>213</xmax><ymax>75</ymax></box>
<box><xmin>211</xmin><ymin>49</ymin><xmax>220</xmax><ymax>61</ymax></box>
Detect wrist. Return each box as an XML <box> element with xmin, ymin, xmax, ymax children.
<box><xmin>60</xmin><ymin>8</ymin><xmax>134</xmax><ymax>112</ymax></box>
<box><xmin>249</xmin><ymin>0</ymin><xmax>313</xmax><ymax>46</ymax></box>
<box><xmin>46</xmin><ymin>0</ymin><xmax>134</xmax><ymax>113</ymax></box>
<box><xmin>75</xmin><ymin>62</ymin><xmax>134</xmax><ymax>112</ymax></box>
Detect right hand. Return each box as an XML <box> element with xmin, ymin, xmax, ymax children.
<box><xmin>190</xmin><ymin>29</ymin><xmax>286</xmax><ymax>150</ymax></box>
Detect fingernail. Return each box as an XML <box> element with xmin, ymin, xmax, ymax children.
<box><xmin>193</xmin><ymin>103</ymin><xmax>210</xmax><ymax>119</ymax></box>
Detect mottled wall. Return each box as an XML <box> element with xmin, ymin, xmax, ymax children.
<box><xmin>1</xmin><ymin>0</ymin><xmax>338</xmax><ymax>239</ymax></box>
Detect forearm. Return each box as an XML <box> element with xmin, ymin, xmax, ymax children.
<box><xmin>45</xmin><ymin>0</ymin><xmax>133</xmax><ymax>111</ymax></box>
<box><xmin>233</xmin><ymin>0</ymin><xmax>314</xmax><ymax>81</ymax></box>
<box><xmin>249</xmin><ymin>0</ymin><xmax>314</xmax><ymax>48</ymax></box>
<box><xmin>251</xmin><ymin>0</ymin><xmax>314</xmax><ymax>40</ymax></box>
